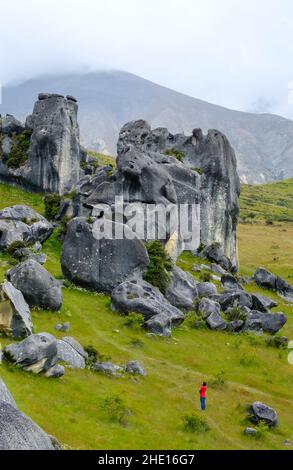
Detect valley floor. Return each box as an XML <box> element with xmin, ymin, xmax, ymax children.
<box><xmin>0</xmin><ymin>183</ymin><xmax>292</xmax><ymax>450</ymax></box>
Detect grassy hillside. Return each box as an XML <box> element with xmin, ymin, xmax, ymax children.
<box><xmin>0</xmin><ymin>181</ymin><xmax>292</xmax><ymax>450</ymax></box>
<box><xmin>240</xmin><ymin>179</ymin><xmax>293</xmax><ymax>224</ymax></box>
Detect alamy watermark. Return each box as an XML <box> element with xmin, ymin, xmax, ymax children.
<box><xmin>90</xmin><ymin>197</ymin><xmax>200</xmax><ymax>250</ymax></box>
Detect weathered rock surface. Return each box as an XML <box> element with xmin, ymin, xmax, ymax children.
<box><xmin>57</xmin><ymin>336</ymin><xmax>88</xmax><ymax>369</ymax></box>
<box><xmin>117</xmin><ymin>121</ymin><xmax>239</xmax><ymax>267</ymax></box>
<box><xmin>198</xmin><ymin>297</ymin><xmax>221</xmax><ymax>319</ymax></box>
<box><xmin>7</xmin><ymin>259</ymin><xmax>62</xmax><ymax>310</ymax></box>
<box><xmin>254</xmin><ymin>268</ymin><xmax>293</xmax><ymax>302</ymax></box>
<box><xmin>0</xmin><ymin>401</ymin><xmax>55</xmax><ymax>450</ymax></box>
<box><xmin>251</xmin><ymin>293</ymin><xmax>278</xmax><ymax>312</ymax></box>
<box><xmin>205</xmin><ymin>311</ymin><xmax>226</xmax><ymax>331</ymax></box>
<box><xmin>0</xmin><ymin>377</ymin><xmax>17</xmax><ymax>407</ymax></box>
<box><xmin>221</xmin><ymin>274</ymin><xmax>243</xmax><ymax>291</ymax></box>
<box><xmin>249</xmin><ymin>402</ymin><xmax>278</xmax><ymax>428</ymax></box>
<box><xmin>45</xmin><ymin>364</ymin><xmax>65</xmax><ymax>378</ymax></box>
<box><xmin>4</xmin><ymin>333</ymin><xmax>58</xmax><ymax>374</ymax></box>
<box><xmin>125</xmin><ymin>361</ymin><xmax>147</xmax><ymax>376</ymax></box>
<box><xmin>0</xmin><ymin>93</ymin><xmax>83</xmax><ymax>195</ymax></box>
<box><xmin>111</xmin><ymin>279</ymin><xmax>184</xmax><ymax>336</ymax></box>
<box><xmin>244</xmin><ymin>310</ymin><xmax>286</xmax><ymax>334</ymax></box>
<box><xmin>25</xmin><ymin>93</ymin><xmax>82</xmax><ymax>194</ymax></box>
<box><xmin>165</xmin><ymin>267</ymin><xmax>198</xmax><ymax>310</ymax></box>
<box><xmin>13</xmin><ymin>247</ymin><xmax>47</xmax><ymax>265</ymax></box>
<box><xmin>0</xmin><ymin>280</ymin><xmax>32</xmax><ymax>339</ymax></box>
<box><xmin>199</xmin><ymin>243</ymin><xmax>235</xmax><ymax>272</ymax></box>
<box><xmin>61</xmin><ymin>217</ymin><xmax>149</xmax><ymax>293</ymax></box>
<box><xmin>0</xmin><ymin>205</ymin><xmax>53</xmax><ymax>250</ymax></box>
<box><xmin>197</xmin><ymin>282</ymin><xmax>217</xmax><ymax>298</ymax></box>
<box><xmin>93</xmin><ymin>362</ymin><xmax>123</xmax><ymax>376</ymax></box>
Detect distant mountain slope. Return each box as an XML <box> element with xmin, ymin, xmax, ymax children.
<box><xmin>1</xmin><ymin>71</ymin><xmax>293</xmax><ymax>183</ymax></box>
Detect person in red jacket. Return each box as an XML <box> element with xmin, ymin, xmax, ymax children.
<box><xmin>199</xmin><ymin>382</ymin><xmax>207</xmax><ymax>411</ymax></box>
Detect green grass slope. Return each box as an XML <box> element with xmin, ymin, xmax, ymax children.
<box><xmin>0</xmin><ymin>181</ymin><xmax>292</xmax><ymax>450</ymax></box>
<box><xmin>240</xmin><ymin>178</ymin><xmax>293</xmax><ymax>223</ymax></box>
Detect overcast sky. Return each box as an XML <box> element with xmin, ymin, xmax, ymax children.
<box><xmin>1</xmin><ymin>0</ymin><xmax>293</xmax><ymax>118</ymax></box>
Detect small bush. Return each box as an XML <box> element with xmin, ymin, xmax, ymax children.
<box><xmin>265</xmin><ymin>335</ymin><xmax>288</xmax><ymax>349</ymax></box>
<box><xmin>44</xmin><ymin>194</ymin><xmax>61</xmax><ymax>220</ymax></box>
<box><xmin>265</xmin><ymin>218</ymin><xmax>274</xmax><ymax>226</ymax></box>
<box><xmin>239</xmin><ymin>353</ymin><xmax>258</xmax><ymax>367</ymax></box>
<box><xmin>164</xmin><ymin>149</ymin><xmax>185</xmax><ymax>162</ymax></box>
<box><xmin>225</xmin><ymin>306</ymin><xmax>246</xmax><ymax>322</ymax></box>
<box><xmin>7</xmin><ymin>240</ymin><xmax>27</xmax><ymax>255</ymax></box>
<box><xmin>102</xmin><ymin>395</ymin><xmax>130</xmax><ymax>425</ymax></box>
<box><xmin>144</xmin><ymin>240</ymin><xmax>173</xmax><ymax>294</ymax></box>
<box><xmin>84</xmin><ymin>345</ymin><xmax>111</xmax><ymax>367</ymax></box>
<box><xmin>182</xmin><ymin>413</ymin><xmax>210</xmax><ymax>434</ymax></box>
<box><xmin>7</xmin><ymin>130</ymin><xmax>32</xmax><ymax>169</ymax></box>
<box><xmin>199</xmin><ymin>272</ymin><xmax>211</xmax><ymax>282</ymax></box>
<box><xmin>210</xmin><ymin>370</ymin><xmax>226</xmax><ymax>389</ymax></box>
<box><xmin>124</xmin><ymin>312</ymin><xmax>145</xmax><ymax>329</ymax></box>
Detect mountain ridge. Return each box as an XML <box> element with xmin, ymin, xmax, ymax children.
<box><xmin>1</xmin><ymin>70</ymin><xmax>293</xmax><ymax>184</ymax></box>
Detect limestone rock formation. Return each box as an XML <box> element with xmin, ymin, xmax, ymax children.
<box><xmin>254</xmin><ymin>267</ymin><xmax>293</xmax><ymax>302</ymax></box>
<box><xmin>61</xmin><ymin>217</ymin><xmax>149</xmax><ymax>293</ymax></box>
<box><xmin>0</xmin><ymin>280</ymin><xmax>32</xmax><ymax>339</ymax></box>
<box><xmin>0</xmin><ymin>205</ymin><xmax>53</xmax><ymax>250</ymax></box>
<box><xmin>111</xmin><ymin>279</ymin><xmax>184</xmax><ymax>336</ymax></box>
<box><xmin>249</xmin><ymin>402</ymin><xmax>278</xmax><ymax>428</ymax></box>
<box><xmin>0</xmin><ymin>401</ymin><xmax>55</xmax><ymax>450</ymax></box>
<box><xmin>7</xmin><ymin>259</ymin><xmax>62</xmax><ymax>311</ymax></box>
<box><xmin>0</xmin><ymin>377</ymin><xmax>17</xmax><ymax>407</ymax></box>
<box><xmin>56</xmin><ymin>336</ymin><xmax>88</xmax><ymax>369</ymax></box>
<box><xmin>4</xmin><ymin>333</ymin><xmax>58</xmax><ymax>374</ymax></box>
<box><xmin>118</xmin><ymin>121</ymin><xmax>240</xmax><ymax>268</ymax></box>
<box><xmin>0</xmin><ymin>93</ymin><xmax>82</xmax><ymax>195</ymax></box>
<box><xmin>165</xmin><ymin>266</ymin><xmax>198</xmax><ymax>310</ymax></box>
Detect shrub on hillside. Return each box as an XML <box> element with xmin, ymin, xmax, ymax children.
<box><xmin>102</xmin><ymin>395</ymin><xmax>131</xmax><ymax>425</ymax></box>
<box><xmin>143</xmin><ymin>240</ymin><xmax>173</xmax><ymax>294</ymax></box>
<box><xmin>124</xmin><ymin>312</ymin><xmax>145</xmax><ymax>329</ymax></box>
<box><xmin>44</xmin><ymin>193</ymin><xmax>61</xmax><ymax>220</ymax></box>
<box><xmin>182</xmin><ymin>413</ymin><xmax>210</xmax><ymax>434</ymax></box>
<box><xmin>7</xmin><ymin>130</ymin><xmax>32</xmax><ymax>169</ymax></box>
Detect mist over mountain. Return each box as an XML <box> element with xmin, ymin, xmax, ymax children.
<box><xmin>1</xmin><ymin>70</ymin><xmax>293</xmax><ymax>184</ymax></box>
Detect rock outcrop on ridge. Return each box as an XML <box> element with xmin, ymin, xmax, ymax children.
<box><xmin>0</xmin><ymin>93</ymin><xmax>83</xmax><ymax>195</ymax></box>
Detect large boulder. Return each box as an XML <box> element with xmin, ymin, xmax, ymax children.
<box><xmin>0</xmin><ymin>205</ymin><xmax>53</xmax><ymax>250</ymax></box>
<box><xmin>244</xmin><ymin>310</ymin><xmax>286</xmax><ymax>334</ymax></box>
<box><xmin>0</xmin><ymin>401</ymin><xmax>55</xmax><ymax>450</ymax></box>
<box><xmin>251</xmin><ymin>293</ymin><xmax>278</xmax><ymax>312</ymax></box>
<box><xmin>198</xmin><ymin>297</ymin><xmax>221</xmax><ymax>319</ymax></box>
<box><xmin>0</xmin><ymin>114</ymin><xmax>25</xmax><ymax>135</ymax></box>
<box><xmin>221</xmin><ymin>274</ymin><xmax>243</xmax><ymax>291</ymax></box>
<box><xmin>3</xmin><ymin>333</ymin><xmax>58</xmax><ymax>374</ymax></box>
<box><xmin>249</xmin><ymin>402</ymin><xmax>278</xmax><ymax>428</ymax></box>
<box><xmin>165</xmin><ymin>267</ymin><xmax>198</xmax><ymax>310</ymax></box>
<box><xmin>254</xmin><ymin>268</ymin><xmax>293</xmax><ymax>302</ymax></box>
<box><xmin>61</xmin><ymin>217</ymin><xmax>149</xmax><ymax>293</ymax></box>
<box><xmin>216</xmin><ymin>291</ymin><xmax>253</xmax><ymax>310</ymax></box>
<box><xmin>0</xmin><ymin>280</ymin><xmax>32</xmax><ymax>339</ymax></box>
<box><xmin>200</xmin><ymin>243</ymin><xmax>235</xmax><ymax>272</ymax></box>
<box><xmin>7</xmin><ymin>259</ymin><xmax>62</xmax><ymax>311</ymax></box>
<box><xmin>25</xmin><ymin>93</ymin><xmax>81</xmax><ymax>194</ymax></box>
<box><xmin>197</xmin><ymin>282</ymin><xmax>217</xmax><ymax>298</ymax></box>
<box><xmin>111</xmin><ymin>279</ymin><xmax>184</xmax><ymax>336</ymax></box>
<box><xmin>56</xmin><ymin>336</ymin><xmax>88</xmax><ymax>369</ymax></box>
<box><xmin>0</xmin><ymin>377</ymin><xmax>17</xmax><ymax>407</ymax></box>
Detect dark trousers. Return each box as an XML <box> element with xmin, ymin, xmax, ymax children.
<box><xmin>200</xmin><ymin>397</ymin><xmax>206</xmax><ymax>410</ymax></box>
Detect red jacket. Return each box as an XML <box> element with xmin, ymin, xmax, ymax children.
<box><xmin>199</xmin><ymin>386</ymin><xmax>207</xmax><ymax>398</ymax></box>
